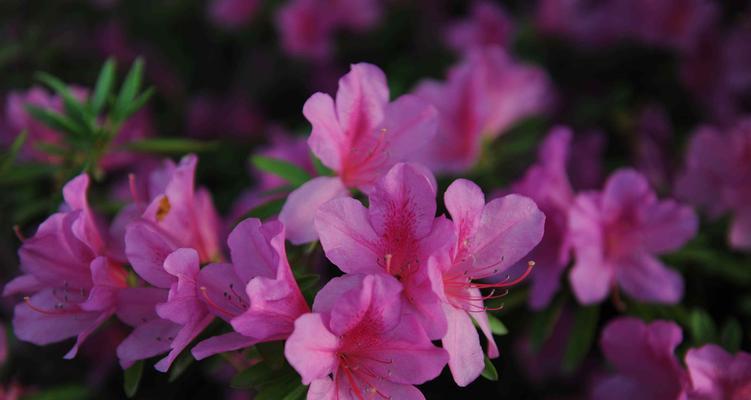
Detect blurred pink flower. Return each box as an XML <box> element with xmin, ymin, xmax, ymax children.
<box><xmin>3</xmin><ymin>174</ymin><xmax>128</xmax><ymax>359</ymax></box>
<box><xmin>209</xmin><ymin>0</ymin><xmax>260</xmax><ymax>29</ymax></box>
<box><xmin>685</xmin><ymin>344</ymin><xmax>751</xmax><ymax>399</ymax></box>
<box><xmin>285</xmin><ymin>273</ymin><xmax>448</xmax><ymax>400</ymax></box>
<box><xmin>280</xmin><ymin>63</ymin><xmax>437</xmax><ymax>243</ymax></box>
<box><xmin>432</xmin><ymin>179</ymin><xmax>544</xmax><ymax>385</ymax></box>
<box><xmin>675</xmin><ymin>119</ymin><xmax>751</xmax><ymax>251</ymax></box>
<box><xmin>634</xmin><ymin>104</ymin><xmax>673</xmax><ymax>190</ymax></box>
<box><xmin>569</xmin><ymin>169</ymin><xmax>697</xmax><ymax>304</ymax></box>
<box><xmin>444</xmin><ymin>1</ymin><xmax>514</xmax><ymax>53</ymax></box>
<box><xmin>186</xmin><ymin>94</ymin><xmax>263</xmax><ymax>139</ymax></box>
<box><xmin>414</xmin><ymin>46</ymin><xmax>552</xmax><ymax>172</ymax></box>
<box><xmin>593</xmin><ymin>317</ymin><xmax>689</xmax><ymax>400</ymax></box>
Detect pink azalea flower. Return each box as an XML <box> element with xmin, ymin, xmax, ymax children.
<box><xmin>593</xmin><ymin>317</ymin><xmax>689</xmax><ymax>400</ymax></box>
<box><xmin>208</xmin><ymin>0</ymin><xmax>260</xmax><ymax>30</ymax></box>
<box><xmin>124</xmin><ymin>154</ymin><xmax>222</xmax><ymax>288</ymax></box>
<box><xmin>191</xmin><ymin>218</ymin><xmax>309</xmax><ymax>360</ymax></box>
<box><xmin>276</xmin><ymin>0</ymin><xmax>381</xmax><ymax>62</ymax></box>
<box><xmin>413</xmin><ymin>46</ymin><xmax>552</xmax><ymax>172</ymax></box>
<box><xmin>285</xmin><ymin>273</ymin><xmax>448</xmax><ymax>399</ymax></box>
<box><xmin>431</xmin><ymin>179</ymin><xmax>544</xmax><ymax>385</ymax></box>
<box><xmin>634</xmin><ymin>104</ymin><xmax>674</xmax><ymax>190</ymax></box>
<box><xmin>280</xmin><ymin>63</ymin><xmax>437</xmax><ymax>244</ymax></box>
<box><xmin>511</xmin><ymin>127</ymin><xmax>576</xmax><ymax>310</ymax></box>
<box><xmin>569</xmin><ymin>169</ymin><xmax>697</xmax><ymax>304</ymax></box>
<box><xmin>444</xmin><ymin>1</ymin><xmax>514</xmax><ymax>53</ymax></box>
<box><xmin>315</xmin><ymin>163</ymin><xmax>453</xmax><ymax>340</ymax></box>
<box><xmin>675</xmin><ymin>119</ymin><xmax>751</xmax><ymax>251</ymax></box>
<box><xmin>685</xmin><ymin>344</ymin><xmax>751</xmax><ymax>399</ymax></box>
<box><xmin>3</xmin><ymin>174</ymin><xmax>128</xmax><ymax>359</ymax></box>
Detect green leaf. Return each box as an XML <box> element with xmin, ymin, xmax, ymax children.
<box><xmin>230</xmin><ymin>362</ymin><xmax>275</xmax><ymax>390</ymax></box>
<box><xmin>257</xmin><ymin>341</ymin><xmax>286</xmax><ymax>369</ymax></box>
<box><xmin>561</xmin><ymin>305</ymin><xmax>599</xmax><ymax>374</ymax></box>
<box><xmin>720</xmin><ymin>319</ymin><xmax>742</xmax><ymax>353</ymax></box>
<box><xmin>90</xmin><ymin>58</ymin><xmax>116</xmax><ymax>115</ymax></box>
<box><xmin>280</xmin><ymin>384</ymin><xmax>307</xmax><ymax>400</ymax></box>
<box><xmin>254</xmin><ymin>371</ymin><xmax>300</xmax><ymax>400</ymax></box>
<box><xmin>124</xmin><ymin>138</ymin><xmax>219</xmax><ymax>154</ymax></box>
<box><xmin>120</xmin><ymin>87</ymin><xmax>155</xmax><ymax>122</ymax></box>
<box><xmin>239</xmin><ymin>197</ymin><xmax>286</xmax><ymax>221</ymax></box>
<box><xmin>25</xmin><ymin>105</ymin><xmax>82</xmax><ymax>137</ymax></box>
<box><xmin>123</xmin><ymin>360</ymin><xmax>144</xmax><ymax>398</ymax></box>
<box><xmin>689</xmin><ymin>309</ymin><xmax>717</xmax><ymax>346</ymax></box>
<box><xmin>34</xmin><ymin>141</ymin><xmax>68</xmax><ymax>156</ymax></box>
<box><xmin>36</xmin><ymin>72</ymin><xmax>92</xmax><ymax>133</ymax></box>
<box><xmin>251</xmin><ymin>155</ymin><xmax>312</xmax><ymax>187</ymax></box>
<box><xmin>487</xmin><ymin>314</ymin><xmax>509</xmax><ymax>336</ymax></box>
<box><xmin>1</xmin><ymin>130</ymin><xmax>27</xmax><ymax>171</ymax></box>
<box><xmin>530</xmin><ymin>295</ymin><xmax>564</xmax><ymax>353</ymax></box>
<box><xmin>113</xmin><ymin>58</ymin><xmax>145</xmax><ymax>122</ymax></box>
<box><xmin>310</xmin><ymin>152</ymin><xmax>333</xmax><ymax>176</ymax></box>
<box><xmin>21</xmin><ymin>385</ymin><xmax>90</xmax><ymax>400</ymax></box>
<box><xmin>480</xmin><ymin>355</ymin><xmax>499</xmax><ymax>381</ymax></box>
<box><xmin>168</xmin><ymin>351</ymin><xmax>194</xmax><ymax>382</ymax></box>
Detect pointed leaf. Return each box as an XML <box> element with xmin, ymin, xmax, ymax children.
<box><xmin>90</xmin><ymin>58</ymin><xmax>116</xmax><ymax>115</ymax></box>
<box><xmin>480</xmin><ymin>354</ymin><xmax>499</xmax><ymax>381</ymax></box>
<box><xmin>123</xmin><ymin>360</ymin><xmax>144</xmax><ymax>398</ymax></box>
<box><xmin>487</xmin><ymin>314</ymin><xmax>508</xmax><ymax>336</ymax></box>
<box><xmin>113</xmin><ymin>58</ymin><xmax>144</xmax><ymax>122</ymax></box>
<box><xmin>720</xmin><ymin>319</ymin><xmax>742</xmax><ymax>353</ymax></box>
<box><xmin>251</xmin><ymin>155</ymin><xmax>311</xmax><ymax>187</ymax></box>
<box><xmin>36</xmin><ymin>72</ymin><xmax>92</xmax><ymax>133</ymax></box>
<box><xmin>689</xmin><ymin>309</ymin><xmax>716</xmax><ymax>346</ymax></box>
<box><xmin>25</xmin><ymin>105</ymin><xmax>82</xmax><ymax>137</ymax></box>
<box><xmin>561</xmin><ymin>305</ymin><xmax>599</xmax><ymax>374</ymax></box>
<box><xmin>168</xmin><ymin>351</ymin><xmax>194</xmax><ymax>382</ymax></box>
<box><xmin>310</xmin><ymin>152</ymin><xmax>333</xmax><ymax>176</ymax></box>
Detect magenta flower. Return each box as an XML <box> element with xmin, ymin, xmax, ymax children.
<box><xmin>125</xmin><ymin>154</ymin><xmax>222</xmax><ymax>288</ymax></box>
<box><xmin>569</xmin><ymin>169</ymin><xmax>697</xmax><ymax>304</ymax></box>
<box><xmin>3</xmin><ymin>174</ymin><xmax>128</xmax><ymax>359</ymax></box>
<box><xmin>511</xmin><ymin>127</ymin><xmax>576</xmax><ymax>310</ymax></box>
<box><xmin>315</xmin><ymin>163</ymin><xmax>453</xmax><ymax>339</ymax></box>
<box><xmin>593</xmin><ymin>317</ymin><xmax>688</xmax><ymax>400</ymax></box>
<box><xmin>280</xmin><ymin>63</ymin><xmax>437</xmax><ymax>243</ymax></box>
<box><xmin>431</xmin><ymin>179</ymin><xmax>544</xmax><ymax>385</ymax></box>
<box><xmin>444</xmin><ymin>1</ymin><xmax>514</xmax><ymax>53</ymax></box>
<box><xmin>413</xmin><ymin>47</ymin><xmax>552</xmax><ymax>172</ymax></box>
<box><xmin>685</xmin><ymin>344</ymin><xmax>751</xmax><ymax>399</ymax></box>
<box><xmin>208</xmin><ymin>0</ymin><xmax>260</xmax><ymax>29</ymax></box>
<box><xmin>675</xmin><ymin>119</ymin><xmax>751</xmax><ymax>251</ymax></box>
<box><xmin>191</xmin><ymin>218</ymin><xmax>310</xmax><ymax>360</ymax></box>
<box><xmin>285</xmin><ymin>274</ymin><xmax>448</xmax><ymax>399</ymax></box>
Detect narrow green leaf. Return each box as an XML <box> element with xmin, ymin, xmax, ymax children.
<box><xmin>251</xmin><ymin>155</ymin><xmax>311</xmax><ymax>187</ymax></box>
<box><xmin>254</xmin><ymin>371</ymin><xmax>300</xmax><ymax>400</ymax></box>
<box><xmin>487</xmin><ymin>314</ymin><xmax>509</xmax><ymax>336</ymax></box>
<box><xmin>34</xmin><ymin>141</ymin><xmax>68</xmax><ymax>156</ymax></box>
<box><xmin>689</xmin><ymin>309</ymin><xmax>717</xmax><ymax>346</ymax></box>
<box><xmin>720</xmin><ymin>319</ymin><xmax>742</xmax><ymax>353</ymax></box>
<box><xmin>25</xmin><ymin>105</ymin><xmax>81</xmax><ymax>137</ymax></box>
<box><xmin>530</xmin><ymin>295</ymin><xmax>564</xmax><ymax>353</ymax></box>
<box><xmin>21</xmin><ymin>385</ymin><xmax>90</xmax><ymax>400</ymax></box>
<box><xmin>113</xmin><ymin>58</ymin><xmax>145</xmax><ymax>122</ymax></box>
<box><xmin>90</xmin><ymin>58</ymin><xmax>116</xmax><ymax>115</ymax></box>
<box><xmin>480</xmin><ymin>355</ymin><xmax>499</xmax><ymax>381</ymax></box>
<box><xmin>124</xmin><ymin>138</ymin><xmax>219</xmax><ymax>154</ymax></box>
<box><xmin>310</xmin><ymin>152</ymin><xmax>333</xmax><ymax>176</ymax></box>
<box><xmin>123</xmin><ymin>360</ymin><xmax>144</xmax><ymax>398</ymax></box>
<box><xmin>36</xmin><ymin>72</ymin><xmax>92</xmax><ymax>132</ymax></box>
<box><xmin>119</xmin><ymin>87</ymin><xmax>155</xmax><ymax>122</ymax></box>
<box><xmin>280</xmin><ymin>384</ymin><xmax>307</xmax><ymax>400</ymax></box>
<box><xmin>230</xmin><ymin>363</ymin><xmax>275</xmax><ymax>390</ymax></box>
<box><xmin>168</xmin><ymin>351</ymin><xmax>194</xmax><ymax>382</ymax></box>
<box><xmin>239</xmin><ymin>198</ymin><xmax>286</xmax><ymax>221</ymax></box>
<box><xmin>561</xmin><ymin>305</ymin><xmax>599</xmax><ymax>374</ymax></box>
<box><xmin>1</xmin><ymin>130</ymin><xmax>27</xmax><ymax>171</ymax></box>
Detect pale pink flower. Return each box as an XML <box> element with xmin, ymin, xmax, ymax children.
<box><xmin>685</xmin><ymin>344</ymin><xmax>751</xmax><ymax>400</ymax></box>
<box><xmin>445</xmin><ymin>1</ymin><xmax>514</xmax><ymax>53</ymax></box>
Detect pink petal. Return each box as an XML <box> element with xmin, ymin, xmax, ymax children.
<box><xmin>2</xmin><ymin>274</ymin><xmax>44</xmax><ymax>296</ymax></box>
<box><xmin>116</xmin><ymin>287</ymin><xmax>167</xmax><ymax>326</ymax></box>
<box><xmin>284</xmin><ymin>313</ymin><xmax>340</xmax><ymax>384</ymax></box>
<box><xmin>327</xmin><ymin>274</ymin><xmax>402</xmax><ymax>336</ymax></box>
<box><xmin>615</xmin><ymin>254</ymin><xmax>684</xmax><ymax>304</ymax></box>
<box><xmin>730</xmin><ymin>209</ymin><xmax>751</xmax><ymax>251</ymax></box>
<box><xmin>196</xmin><ymin>263</ymin><xmax>247</xmax><ymax>321</ymax></box>
<box><xmin>192</xmin><ymin>332</ymin><xmax>258</xmax><ymax>360</ymax></box>
<box><xmin>335</xmin><ymin>63</ymin><xmax>389</xmax><ymax>142</ymax></box>
<box><xmin>155</xmin><ymin>312</ymin><xmax>213</xmax><ymax>372</ymax></box>
<box><xmin>125</xmin><ymin>221</ymin><xmax>178</xmax><ymax>288</ymax></box>
<box><xmin>231</xmin><ymin>276</ymin><xmax>304</xmax><ymax>340</ymax></box>
<box><xmin>12</xmin><ymin>289</ymin><xmax>100</xmax><ymax>348</ymax></box>
<box><xmin>470</xmin><ymin>307</ymin><xmax>500</xmax><ymax>359</ymax></box>
<box><xmin>445</xmin><ymin>179</ymin><xmax>485</xmax><ymax>243</ymax></box>
<box><xmin>569</xmin><ymin>193</ymin><xmax>612</xmax><ymax>304</ymax></box>
<box><xmin>441</xmin><ymin>303</ymin><xmax>484</xmax><ymax>387</ymax></box>
<box><xmin>116</xmin><ymin>318</ymin><xmax>180</xmax><ymax>369</ymax></box>
<box><xmin>228</xmin><ymin>218</ymin><xmax>280</xmax><ymax>281</ymax></box>
<box><xmin>304</xmin><ymin>92</ymin><xmax>345</xmax><ymax>172</ymax></box>
<box><xmin>601</xmin><ymin>169</ymin><xmax>653</xmax><ymax>220</ymax></box>
<box><xmin>315</xmin><ymin>197</ymin><xmax>382</xmax><ymax>275</ymax></box>
<box><xmin>640</xmin><ymin>200</ymin><xmax>698</xmax><ymax>254</ymax></box>
<box><xmin>279</xmin><ymin>176</ymin><xmax>349</xmax><ymax>245</ymax></box>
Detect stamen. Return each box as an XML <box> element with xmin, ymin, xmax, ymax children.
<box><xmin>471</xmin><ymin>261</ymin><xmax>534</xmax><ymax>289</ymax></box>
<box><xmin>128</xmin><ymin>174</ymin><xmax>141</xmax><ymax>204</ymax></box>
<box><xmin>24</xmin><ymin>296</ymin><xmax>76</xmax><ymax>315</ymax></box>
<box><xmin>13</xmin><ymin>225</ymin><xmax>25</xmax><ymax>241</ymax></box>
<box><xmin>384</xmin><ymin>254</ymin><xmax>392</xmax><ymax>274</ymax></box>
<box><xmin>199</xmin><ymin>287</ymin><xmax>237</xmax><ymax>318</ymax></box>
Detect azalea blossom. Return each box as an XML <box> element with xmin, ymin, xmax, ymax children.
<box><xmin>280</xmin><ymin>63</ymin><xmax>437</xmax><ymax>243</ymax></box>
<box><xmin>685</xmin><ymin>344</ymin><xmax>751</xmax><ymax>399</ymax></box>
<box><xmin>431</xmin><ymin>179</ymin><xmax>544</xmax><ymax>385</ymax></box>
<box><xmin>191</xmin><ymin>218</ymin><xmax>309</xmax><ymax>360</ymax></box>
<box><xmin>208</xmin><ymin>0</ymin><xmax>260</xmax><ymax>30</ymax></box>
<box><xmin>569</xmin><ymin>169</ymin><xmax>697</xmax><ymax>304</ymax></box>
<box><xmin>285</xmin><ymin>273</ymin><xmax>448</xmax><ymax>400</ymax></box>
<box><xmin>593</xmin><ymin>317</ymin><xmax>689</xmax><ymax>400</ymax></box>
<box><xmin>3</xmin><ymin>174</ymin><xmax>127</xmax><ymax>359</ymax></box>
<box><xmin>315</xmin><ymin>162</ymin><xmax>453</xmax><ymax>339</ymax></box>
<box><xmin>413</xmin><ymin>46</ymin><xmax>551</xmax><ymax>172</ymax></box>
<box><xmin>675</xmin><ymin>119</ymin><xmax>751</xmax><ymax>251</ymax></box>
<box><xmin>444</xmin><ymin>1</ymin><xmax>514</xmax><ymax>53</ymax></box>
